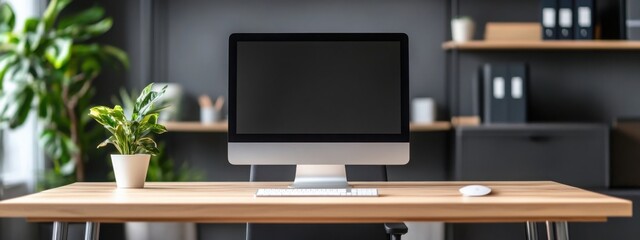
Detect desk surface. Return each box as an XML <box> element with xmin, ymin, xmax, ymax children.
<box><xmin>0</xmin><ymin>181</ymin><xmax>631</xmax><ymax>223</ymax></box>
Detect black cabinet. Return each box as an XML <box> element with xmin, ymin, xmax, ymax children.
<box><xmin>455</xmin><ymin>124</ymin><xmax>609</xmax><ymax>188</ymax></box>
<box><xmin>450</xmin><ymin>124</ymin><xmax>610</xmax><ymax>240</ymax></box>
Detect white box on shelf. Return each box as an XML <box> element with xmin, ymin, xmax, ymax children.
<box><xmin>411</xmin><ymin>98</ymin><xmax>436</xmax><ymax>124</ymax></box>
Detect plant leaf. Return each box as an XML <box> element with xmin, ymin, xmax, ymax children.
<box><xmin>9</xmin><ymin>86</ymin><xmax>34</xmax><ymax>128</ymax></box>
<box><xmin>114</xmin><ymin>124</ymin><xmax>128</xmax><ymax>155</ymax></box>
<box><xmin>89</xmin><ymin>106</ymin><xmax>118</xmax><ymax>131</ymax></box>
<box><xmin>58</xmin><ymin>5</ymin><xmax>105</xmax><ymax>30</ymax></box>
<box><xmin>0</xmin><ymin>3</ymin><xmax>15</xmax><ymax>34</ymax></box>
<box><xmin>45</xmin><ymin>37</ymin><xmax>72</xmax><ymax>69</ymax></box>
<box><xmin>118</xmin><ymin>88</ymin><xmax>134</xmax><ymax>119</ymax></box>
<box><xmin>84</xmin><ymin>17</ymin><xmax>112</xmax><ymax>36</ymax></box>
<box><xmin>22</xmin><ymin>18</ymin><xmax>40</xmax><ymax>33</ymax></box>
<box><xmin>0</xmin><ymin>54</ymin><xmax>17</xmax><ymax>90</ymax></box>
<box><xmin>111</xmin><ymin>105</ymin><xmax>126</xmax><ymax>122</ymax></box>
<box><xmin>151</xmin><ymin>124</ymin><xmax>167</xmax><ymax>134</ymax></box>
<box><xmin>38</xmin><ymin>93</ymin><xmax>50</xmax><ymax>119</ymax></box>
<box><xmin>60</xmin><ymin>159</ymin><xmax>75</xmax><ymax>175</ymax></box>
<box><xmin>137</xmin><ymin>137</ymin><xmax>159</xmax><ymax>155</ymax></box>
<box><xmin>134</xmin><ymin>84</ymin><xmax>167</xmax><ymax>120</ymax></box>
<box><xmin>80</xmin><ymin>56</ymin><xmax>101</xmax><ymax>79</ymax></box>
<box><xmin>72</xmin><ymin>43</ymin><xmax>100</xmax><ymax>55</ymax></box>
<box><xmin>102</xmin><ymin>45</ymin><xmax>129</xmax><ymax>69</ymax></box>
<box><xmin>43</xmin><ymin>0</ymin><xmax>72</xmax><ymax>30</ymax></box>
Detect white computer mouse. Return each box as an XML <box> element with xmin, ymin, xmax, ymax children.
<box><xmin>459</xmin><ymin>185</ymin><xmax>492</xmax><ymax>197</ymax></box>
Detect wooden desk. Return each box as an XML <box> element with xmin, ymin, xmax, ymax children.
<box><xmin>0</xmin><ymin>181</ymin><xmax>632</xmax><ymax>240</ymax></box>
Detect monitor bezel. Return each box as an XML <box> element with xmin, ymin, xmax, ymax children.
<box><xmin>228</xmin><ymin>33</ymin><xmax>409</xmax><ymax>142</ymax></box>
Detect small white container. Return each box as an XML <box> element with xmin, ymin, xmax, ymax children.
<box><xmin>200</xmin><ymin>106</ymin><xmax>221</xmax><ymax>124</ymax></box>
<box><xmin>411</xmin><ymin>98</ymin><xmax>436</xmax><ymax>124</ymax></box>
<box><xmin>451</xmin><ymin>17</ymin><xmax>475</xmax><ymax>43</ymax></box>
<box><xmin>111</xmin><ymin>154</ymin><xmax>150</xmax><ymax>189</ymax></box>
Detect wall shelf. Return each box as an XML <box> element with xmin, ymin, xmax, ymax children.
<box><xmin>442</xmin><ymin>40</ymin><xmax>640</xmax><ymax>51</ymax></box>
<box><xmin>163</xmin><ymin>121</ymin><xmax>452</xmax><ymax>133</ymax></box>
<box><xmin>162</xmin><ymin>121</ymin><xmax>228</xmax><ymax>132</ymax></box>
<box><xmin>411</xmin><ymin>122</ymin><xmax>452</xmax><ymax>132</ymax></box>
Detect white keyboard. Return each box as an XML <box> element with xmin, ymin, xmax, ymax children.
<box><xmin>255</xmin><ymin>188</ymin><xmax>378</xmax><ymax>197</ymax></box>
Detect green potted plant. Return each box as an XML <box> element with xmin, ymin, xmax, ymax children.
<box><xmin>89</xmin><ymin>83</ymin><xmax>167</xmax><ymax>188</ymax></box>
<box><xmin>0</xmin><ymin>0</ymin><xmax>129</xmax><ymax>189</ymax></box>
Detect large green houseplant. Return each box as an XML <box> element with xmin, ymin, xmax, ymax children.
<box><xmin>0</xmin><ymin>0</ymin><xmax>128</xmax><ymax>188</ymax></box>
<box><xmin>90</xmin><ymin>83</ymin><xmax>167</xmax><ymax>188</ymax></box>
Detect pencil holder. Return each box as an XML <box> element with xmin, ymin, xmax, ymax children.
<box><xmin>201</xmin><ymin>106</ymin><xmax>221</xmax><ymax>124</ymax></box>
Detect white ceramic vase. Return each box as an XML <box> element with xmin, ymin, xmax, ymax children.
<box><xmin>451</xmin><ymin>17</ymin><xmax>475</xmax><ymax>43</ymax></box>
<box><xmin>111</xmin><ymin>154</ymin><xmax>150</xmax><ymax>188</ymax></box>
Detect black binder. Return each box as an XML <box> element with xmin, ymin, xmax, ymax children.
<box><xmin>473</xmin><ymin>67</ymin><xmax>484</xmax><ymax>118</ymax></box>
<box><xmin>558</xmin><ymin>0</ymin><xmax>574</xmax><ymax>39</ymax></box>
<box><xmin>541</xmin><ymin>0</ymin><xmax>559</xmax><ymax>39</ymax></box>
<box><xmin>507</xmin><ymin>64</ymin><xmax>528</xmax><ymax>123</ymax></box>
<box><xmin>482</xmin><ymin>64</ymin><xmax>509</xmax><ymax>123</ymax></box>
<box><xmin>575</xmin><ymin>0</ymin><xmax>595</xmax><ymax>39</ymax></box>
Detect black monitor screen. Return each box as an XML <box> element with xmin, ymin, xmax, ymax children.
<box><xmin>229</xmin><ymin>33</ymin><xmax>408</xmax><ymax>142</ymax></box>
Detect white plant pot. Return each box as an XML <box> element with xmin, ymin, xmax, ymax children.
<box><xmin>451</xmin><ymin>18</ymin><xmax>475</xmax><ymax>43</ymax></box>
<box><xmin>111</xmin><ymin>154</ymin><xmax>150</xmax><ymax>188</ymax></box>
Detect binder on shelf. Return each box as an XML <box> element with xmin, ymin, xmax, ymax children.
<box><xmin>479</xmin><ymin>63</ymin><xmax>529</xmax><ymax>124</ymax></box>
<box><xmin>482</xmin><ymin>64</ymin><xmax>509</xmax><ymax>123</ymax></box>
<box><xmin>575</xmin><ymin>0</ymin><xmax>595</xmax><ymax>39</ymax></box>
<box><xmin>558</xmin><ymin>0</ymin><xmax>574</xmax><ymax>39</ymax></box>
<box><xmin>541</xmin><ymin>0</ymin><xmax>559</xmax><ymax>39</ymax></box>
<box><xmin>626</xmin><ymin>0</ymin><xmax>640</xmax><ymax>40</ymax></box>
<box><xmin>507</xmin><ymin>63</ymin><xmax>528</xmax><ymax>123</ymax></box>
<box><xmin>472</xmin><ymin>67</ymin><xmax>484</xmax><ymax>118</ymax></box>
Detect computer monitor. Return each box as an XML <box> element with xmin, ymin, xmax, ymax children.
<box><xmin>228</xmin><ymin>33</ymin><xmax>409</xmax><ymax>188</ymax></box>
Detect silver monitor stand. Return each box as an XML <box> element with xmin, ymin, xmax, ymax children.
<box><xmin>291</xmin><ymin>165</ymin><xmax>349</xmax><ymax>189</ymax></box>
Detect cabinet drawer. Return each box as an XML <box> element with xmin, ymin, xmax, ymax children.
<box><xmin>455</xmin><ymin>124</ymin><xmax>608</xmax><ymax>188</ymax></box>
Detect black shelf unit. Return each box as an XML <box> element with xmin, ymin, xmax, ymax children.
<box><xmin>445</xmin><ymin>0</ymin><xmax>640</xmax><ymax>239</ymax></box>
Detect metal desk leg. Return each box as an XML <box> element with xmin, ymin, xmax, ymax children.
<box><xmin>554</xmin><ymin>222</ymin><xmax>569</xmax><ymax>240</ymax></box>
<box><xmin>545</xmin><ymin>221</ymin><xmax>555</xmax><ymax>240</ymax></box>
<box><xmin>52</xmin><ymin>222</ymin><xmax>68</xmax><ymax>240</ymax></box>
<box><xmin>526</xmin><ymin>221</ymin><xmax>538</xmax><ymax>240</ymax></box>
<box><xmin>84</xmin><ymin>222</ymin><xmax>100</xmax><ymax>240</ymax></box>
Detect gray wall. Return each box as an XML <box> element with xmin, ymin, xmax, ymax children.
<box><xmin>156</xmin><ymin>0</ymin><xmax>448</xmax><ymax>119</ymax></box>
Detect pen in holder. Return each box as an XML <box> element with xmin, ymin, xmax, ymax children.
<box><xmin>199</xmin><ymin>95</ymin><xmax>224</xmax><ymax>124</ymax></box>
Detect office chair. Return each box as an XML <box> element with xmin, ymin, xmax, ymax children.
<box><xmin>247</xmin><ymin>165</ymin><xmax>408</xmax><ymax>240</ymax></box>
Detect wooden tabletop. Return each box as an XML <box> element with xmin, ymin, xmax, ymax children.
<box><xmin>0</xmin><ymin>181</ymin><xmax>631</xmax><ymax>223</ymax></box>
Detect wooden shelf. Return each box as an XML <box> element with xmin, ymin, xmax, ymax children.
<box><xmin>162</xmin><ymin>121</ymin><xmax>452</xmax><ymax>133</ymax></box>
<box><xmin>442</xmin><ymin>40</ymin><xmax>640</xmax><ymax>51</ymax></box>
<box><xmin>411</xmin><ymin>121</ymin><xmax>452</xmax><ymax>131</ymax></box>
<box><xmin>162</xmin><ymin>121</ymin><xmax>228</xmax><ymax>132</ymax></box>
